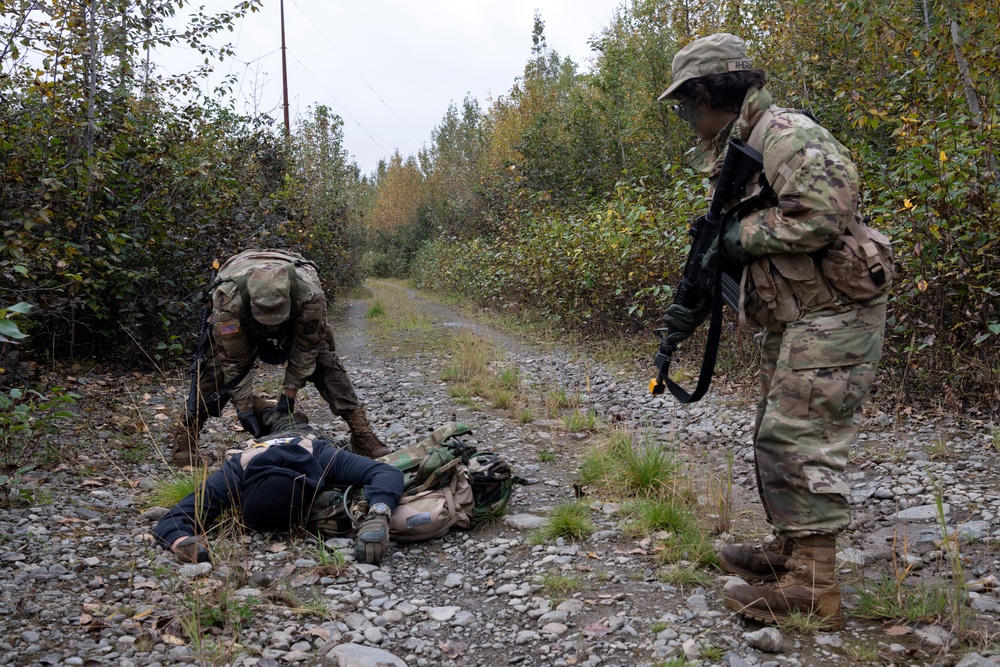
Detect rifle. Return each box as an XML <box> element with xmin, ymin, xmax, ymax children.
<box><xmin>185</xmin><ymin>264</ymin><xmax>219</xmax><ymax>418</ymax></box>
<box><xmin>649</xmin><ymin>138</ymin><xmax>766</xmax><ymax>403</ymax></box>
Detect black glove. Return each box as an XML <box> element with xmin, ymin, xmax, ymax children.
<box><xmin>237</xmin><ymin>409</ymin><xmax>264</xmax><ymax>437</ymax></box>
<box><xmin>660</xmin><ymin>295</ymin><xmax>712</xmax><ymax>345</ymax></box>
<box><xmin>721</xmin><ymin>222</ymin><xmax>753</xmax><ymax>264</ymax></box>
<box><xmin>353</xmin><ymin>514</ymin><xmax>390</xmax><ymax>565</ymax></box>
<box><xmin>275</xmin><ymin>394</ymin><xmax>295</xmax><ymax>416</ymax></box>
<box><xmin>173</xmin><ymin>536</ymin><xmax>211</xmax><ymax>564</ymax></box>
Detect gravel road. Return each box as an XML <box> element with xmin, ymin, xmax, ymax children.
<box><xmin>1</xmin><ymin>281</ymin><xmax>998</xmax><ymax>667</ymax></box>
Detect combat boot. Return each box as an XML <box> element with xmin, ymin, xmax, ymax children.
<box><xmin>169</xmin><ymin>411</ymin><xmax>205</xmax><ymax>467</ymax></box>
<box><xmin>343</xmin><ymin>406</ymin><xmax>390</xmax><ymax>458</ymax></box>
<box><xmin>719</xmin><ymin>536</ymin><xmax>793</xmax><ymax>582</ymax></box>
<box><xmin>723</xmin><ymin>535</ymin><xmax>844</xmax><ymax>630</ymax></box>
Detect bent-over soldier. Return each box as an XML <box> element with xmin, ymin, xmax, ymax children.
<box><xmin>170</xmin><ymin>248</ymin><xmax>390</xmax><ymax>465</ymax></box>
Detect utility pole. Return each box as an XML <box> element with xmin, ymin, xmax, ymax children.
<box><xmin>280</xmin><ymin>0</ymin><xmax>290</xmax><ymax>136</ymax></box>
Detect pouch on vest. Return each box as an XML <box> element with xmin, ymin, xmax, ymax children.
<box><xmin>819</xmin><ymin>218</ymin><xmax>895</xmax><ymax>301</ymax></box>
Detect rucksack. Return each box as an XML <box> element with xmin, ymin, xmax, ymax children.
<box><xmin>308</xmin><ymin>422</ymin><xmax>530</xmax><ymax>542</ymax></box>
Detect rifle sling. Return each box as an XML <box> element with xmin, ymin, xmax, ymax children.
<box><xmin>664</xmin><ymin>220</ymin><xmax>728</xmax><ymax>404</ymax></box>
<box><xmin>664</xmin><ymin>192</ymin><xmax>767</xmax><ymax>404</ymax></box>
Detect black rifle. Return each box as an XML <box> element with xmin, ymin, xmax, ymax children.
<box><xmin>649</xmin><ymin>138</ymin><xmax>766</xmax><ymax>403</ymax></box>
<box><xmin>185</xmin><ymin>268</ymin><xmax>218</xmax><ymax>418</ymax></box>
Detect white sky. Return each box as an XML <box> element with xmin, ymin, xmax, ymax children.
<box><xmin>157</xmin><ymin>1</ymin><xmax>626</xmax><ymax>176</ymax></box>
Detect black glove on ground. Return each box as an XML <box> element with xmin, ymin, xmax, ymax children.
<box><xmin>353</xmin><ymin>514</ymin><xmax>390</xmax><ymax>565</ymax></box>
<box><xmin>237</xmin><ymin>409</ymin><xmax>264</xmax><ymax>437</ymax></box>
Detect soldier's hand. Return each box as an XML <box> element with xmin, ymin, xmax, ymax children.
<box><xmin>721</xmin><ymin>222</ymin><xmax>753</xmax><ymax>264</ymax></box>
<box><xmin>661</xmin><ymin>297</ymin><xmax>712</xmax><ymax>345</ymax></box>
<box><xmin>237</xmin><ymin>409</ymin><xmax>264</xmax><ymax>437</ymax></box>
<box><xmin>171</xmin><ymin>536</ymin><xmax>211</xmax><ymax>564</ymax></box>
<box><xmin>353</xmin><ymin>514</ymin><xmax>390</xmax><ymax>565</ymax></box>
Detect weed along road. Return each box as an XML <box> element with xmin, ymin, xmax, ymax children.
<box><xmin>1</xmin><ymin>280</ymin><xmax>998</xmax><ymax>667</ymax></box>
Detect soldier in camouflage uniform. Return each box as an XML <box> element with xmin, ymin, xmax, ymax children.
<box><xmin>658</xmin><ymin>34</ymin><xmax>890</xmax><ymax>630</ymax></box>
<box><xmin>170</xmin><ymin>249</ymin><xmax>391</xmax><ymax>466</ymax></box>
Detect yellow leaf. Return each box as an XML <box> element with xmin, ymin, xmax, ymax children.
<box><xmin>918</xmin><ymin>279</ymin><xmax>928</xmax><ymax>292</ymax></box>
<box><xmin>912</xmin><ymin>50</ymin><xmax>920</xmax><ymax>58</ymax></box>
<box><xmin>903</xmin><ymin>198</ymin><xmax>913</xmax><ymax>209</ymax></box>
<box><xmin>940</xmin><ymin>150</ymin><xmax>948</xmax><ymax>162</ymax></box>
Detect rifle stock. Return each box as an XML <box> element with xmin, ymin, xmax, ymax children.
<box><xmin>650</xmin><ymin>138</ymin><xmax>764</xmax><ymax>401</ymax></box>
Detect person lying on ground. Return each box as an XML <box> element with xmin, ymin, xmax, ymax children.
<box><xmin>154</xmin><ymin>410</ymin><xmax>403</xmax><ymax>565</ymax></box>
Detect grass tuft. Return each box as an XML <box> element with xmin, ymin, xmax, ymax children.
<box><xmin>538</xmin><ymin>572</ymin><xmax>581</xmax><ymax>595</ymax></box>
<box><xmin>146</xmin><ymin>469</ymin><xmax>201</xmax><ymax>508</ymax></box>
<box><xmin>541</xmin><ymin>502</ymin><xmax>595</xmax><ymax>542</ymax></box>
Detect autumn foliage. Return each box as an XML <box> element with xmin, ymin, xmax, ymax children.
<box><xmin>367</xmin><ymin>3</ymin><xmax>1000</xmax><ymax>410</ymax></box>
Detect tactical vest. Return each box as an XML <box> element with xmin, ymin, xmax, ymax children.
<box><xmin>737</xmin><ymin>107</ymin><xmax>893</xmax><ymax>330</ymax></box>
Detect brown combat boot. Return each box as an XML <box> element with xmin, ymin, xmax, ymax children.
<box><xmin>723</xmin><ymin>535</ymin><xmax>845</xmax><ymax>631</ymax></box>
<box><xmin>343</xmin><ymin>406</ymin><xmax>390</xmax><ymax>458</ymax></box>
<box><xmin>719</xmin><ymin>536</ymin><xmax>793</xmax><ymax>582</ymax></box>
<box><xmin>169</xmin><ymin>412</ymin><xmax>205</xmax><ymax>467</ymax></box>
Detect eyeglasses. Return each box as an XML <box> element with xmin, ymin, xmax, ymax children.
<box><xmin>672</xmin><ymin>101</ymin><xmax>691</xmax><ymax>122</ymax></box>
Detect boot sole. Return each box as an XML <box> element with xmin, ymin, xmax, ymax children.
<box><xmin>724</xmin><ymin>595</ymin><xmax>846</xmax><ymax>631</ymax></box>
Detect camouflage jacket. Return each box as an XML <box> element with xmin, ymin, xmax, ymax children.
<box><xmin>695</xmin><ymin>87</ymin><xmax>874</xmax><ymax>330</ymax></box>
<box><xmin>210</xmin><ymin>250</ymin><xmax>327</xmax><ymax>411</ymax></box>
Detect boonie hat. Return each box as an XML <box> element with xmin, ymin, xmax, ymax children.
<box><xmin>246</xmin><ymin>265</ymin><xmax>291</xmax><ymax>326</ymax></box>
<box><xmin>658</xmin><ymin>33</ymin><xmax>751</xmax><ymax>101</ymax></box>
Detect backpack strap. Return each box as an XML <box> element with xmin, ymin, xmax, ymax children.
<box><xmin>846</xmin><ymin>217</ymin><xmax>888</xmax><ymax>286</ymax></box>
<box><xmin>746</xmin><ymin>105</ymin><xmax>775</xmax><ymax>155</ymax></box>
<box><xmin>746</xmin><ymin>105</ymin><xmax>800</xmax><ymax>194</ymax></box>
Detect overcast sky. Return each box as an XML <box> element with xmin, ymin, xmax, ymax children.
<box><xmin>157</xmin><ymin>1</ymin><xmax>626</xmax><ymax>176</ymax></box>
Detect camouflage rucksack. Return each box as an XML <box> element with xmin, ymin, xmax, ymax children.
<box><xmin>309</xmin><ymin>422</ymin><xmax>530</xmax><ymax>541</ymax></box>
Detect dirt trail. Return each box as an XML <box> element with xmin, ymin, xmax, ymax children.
<box><xmin>0</xmin><ymin>279</ymin><xmax>997</xmax><ymax>667</ymax></box>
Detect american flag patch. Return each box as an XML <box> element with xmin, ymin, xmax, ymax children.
<box><xmin>219</xmin><ymin>321</ymin><xmax>240</xmax><ymax>335</ymax></box>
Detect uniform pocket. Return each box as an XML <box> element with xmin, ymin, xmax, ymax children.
<box><xmin>750</xmin><ymin>257</ymin><xmax>803</xmax><ymax>325</ymax></box>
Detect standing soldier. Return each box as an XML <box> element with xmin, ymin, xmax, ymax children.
<box><xmin>170</xmin><ymin>248</ymin><xmax>390</xmax><ymax>465</ymax></box>
<box><xmin>657</xmin><ymin>34</ymin><xmax>891</xmax><ymax>629</ymax></box>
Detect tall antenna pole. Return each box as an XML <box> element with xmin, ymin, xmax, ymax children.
<box><xmin>280</xmin><ymin>0</ymin><xmax>290</xmax><ymax>136</ymax></box>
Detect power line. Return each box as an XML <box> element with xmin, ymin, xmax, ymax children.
<box><xmin>287</xmin><ymin>51</ymin><xmax>389</xmax><ymax>155</ymax></box>
<box><xmin>288</xmin><ymin>0</ymin><xmax>422</xmax><ymax>144</ymax></box>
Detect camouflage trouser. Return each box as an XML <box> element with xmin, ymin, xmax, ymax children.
<box><xmin>191</xmin><ymin>323</ymin><xmax>360</xmax><ymax>419</ymax></box>
<box><xmin>752</xmin><ymin>301</ymin><xmax>886</xmax><ymax>537</ymax></box>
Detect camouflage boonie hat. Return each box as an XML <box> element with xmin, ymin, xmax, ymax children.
<box><xmin>246</xmin><ymin>265</ymin><xmax>291</xmax><ymax>325</ymax></box>
<box><xmin>658</xmin><ymin>33</ymin><xmax>751</xmax><ymax>101</ymax></box>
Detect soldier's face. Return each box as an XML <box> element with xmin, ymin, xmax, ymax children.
<box><xmin>673</xmin><ymin>97</ymin><xmax>735</xmax><ymax>141</ymax></box>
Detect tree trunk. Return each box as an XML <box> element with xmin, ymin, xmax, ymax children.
<box><xmin>949</xmin><ymin>19</ymin><xmax>981</xmax><ymax>126</ymax></box>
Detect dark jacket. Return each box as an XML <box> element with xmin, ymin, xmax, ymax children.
<box><xmin>154</xmin><ymin>431</ymin><xmax>403</xmax><ymax>549</ymax></box>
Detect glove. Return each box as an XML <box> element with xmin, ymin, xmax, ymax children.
<box><xmin>275</xmin><ymin>394</ymin><xmax>295</xmax><ymax>416</ymax></box>
<box><xmin>172</xmin><ymin>536</ymin><xmax>211</xmax><ymax>564</ymax></box>
<box><xmin>353</xmin><ymin>514</ymin><xmax>390</xmax><ymax>565</ymax></box>
<box><xmin>237</xmin><ymin>409</ymin><xmax>264</xmax><ymax>438</ymax></box>
<box><xmin>660</xmin><ymin>295</ymin><xmax>711</xmax><ymax>345</ymax></box>
<box><xmin>721</xmin><ymin>222</ymin><xmax>753</xmax><ymax>264</ymax></box>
